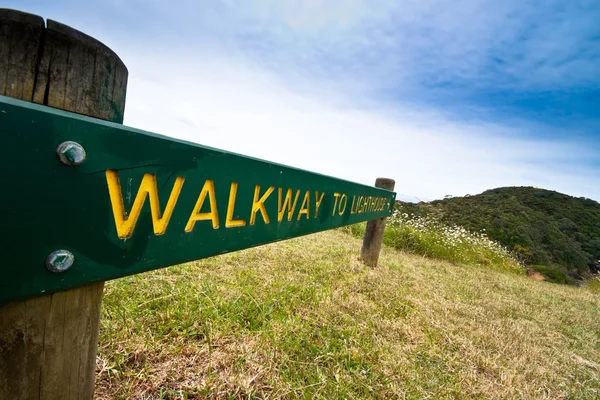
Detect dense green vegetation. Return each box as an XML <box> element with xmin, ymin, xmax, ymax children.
<box><xmin>347</xmin><ymin>213</ymin><xmax>522</xmax><ymax>275</ymax></box>
<box><xmin>397</xmin><ymin>187</ymin><xmax>600</xmax><ymax>279</ymax></box>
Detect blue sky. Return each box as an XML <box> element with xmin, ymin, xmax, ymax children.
<box><xmin>10</xmin><ymin>0</ymin><xmax>600</xmax><ymax>201</ymax></box>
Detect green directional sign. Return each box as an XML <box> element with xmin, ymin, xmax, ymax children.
<box><xmin>0</xmin><ymin>95</ymin><xmax>396</xmax><ymax>304</ymax></box>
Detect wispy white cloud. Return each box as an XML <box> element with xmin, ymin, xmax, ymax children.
<box><xmin>126</xmin><ymin>0</ymin><xmax>597</xmax><ymax>93</ymax></box>
<box><xmin>122</xmin><ymin>50</ymin><xmax>600</xmax><ymax>201</ymax></box>
<box><xmin>37</xmin><ymin>0</ymin><xmax>598</xmax><ymax>93</ymax></box>
<box><xmin>8</xmin><ymin>0</ymin><xmax>600</xmax><ymax>201</ymax></box>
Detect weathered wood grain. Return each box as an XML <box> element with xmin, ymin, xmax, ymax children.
<box><xmin>0</xmin><ymin>8</ymin><xmax>44</xmax><ymax>100</ymax></box>
<box><xmin>0</xmin><ymin>8</ymin><xmax>127</xmax><ymax>399</ymax></box>
<box><xmin>32</xmin><ymin>19</ymin><xmax>128</xmax><ymax>122</ymax></box>
<box><xmin>361</xmin><ymin>178</ymin><xmax>396</xmax><ymax>267</ymax></box>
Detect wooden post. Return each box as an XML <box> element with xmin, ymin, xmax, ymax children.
<box><xmin>361</xmin><ymin>178</ymin><xmax>395</xmax><ymax>267</ymax></box>
<box><xmin>0</xmin><ymin>9</ymin><xmax>127</xmax><ymax>399</ymax></box>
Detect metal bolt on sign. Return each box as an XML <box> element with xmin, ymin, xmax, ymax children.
<box><xmin>56</xmin><ymin>141</ymin><xmax>86</xmax><ymax>166</ymax></box>
<box><xmin>45</xmin><ymin>250</ymin><xmax>75</xmax><ymax>273</ymax></box>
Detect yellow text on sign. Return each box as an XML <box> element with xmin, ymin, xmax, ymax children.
<box><xmin>105</xmin><ymin>170</ymin><xmax>391</xmax><ymax>239</ymax></box>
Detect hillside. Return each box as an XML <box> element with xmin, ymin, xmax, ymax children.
<box><xmin>397</xmin><ymin>187</ymin><xmax>600</xmax><ymax>278</ymax></box>
<box><xmin>96</xmin><ymin>230</ymin><xmax>600</xmax><ymax>399</ymax></box>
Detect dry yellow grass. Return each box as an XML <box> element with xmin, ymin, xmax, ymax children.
<box><xmin>96</xmin><ymin>229</ymin><xmax>600</xmax><ymax>399</ymax></box>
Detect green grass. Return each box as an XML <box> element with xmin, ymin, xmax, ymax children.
<box><xmin>587</xmin><ymin>277</ymin><xmax>600</xmax><ymax>294</ymax></box>
<box><xmin>346</xmin><ymin>216</ymin><xmax>523</xmax><ymax>275</ymax></box>
<box><xmin>96</xmin><ymin>229</ymin><xmax>600</xmax><ymax>399</ymax></box>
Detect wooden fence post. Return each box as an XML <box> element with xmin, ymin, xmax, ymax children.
<box><xmin>0</xmin><ymin>9</ymin><xmax>127</xmax><ymax>399</ymax></box>
<box><xmin>361</xmin><ymin>178</ymin><xmax>396</xmax><ymax>267</ymax></box>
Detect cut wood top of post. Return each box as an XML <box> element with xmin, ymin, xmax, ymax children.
<box><xmin>46</xmin><ymin>19</ymin><xmax>126</xmax><ymax>63</ymax></box>
<box><xmin>0</xmin><ymin>7</ymin><xmax>42</xmax><ymax>24</ymax></box>
<box><xmin>375</xmin><ymin>178</ymin><xmax>396</xmax><ymax>191</ymax></box>
<box><xmin>0</xmin><ymin>8</ymin><xmax>128</xmax><ymax>123</ymax></box>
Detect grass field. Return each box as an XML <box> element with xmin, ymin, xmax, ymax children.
<box><xmin>96</xmin><ymin>229</ymin><xmax>600</xmax><ymax>399</ymax></box>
